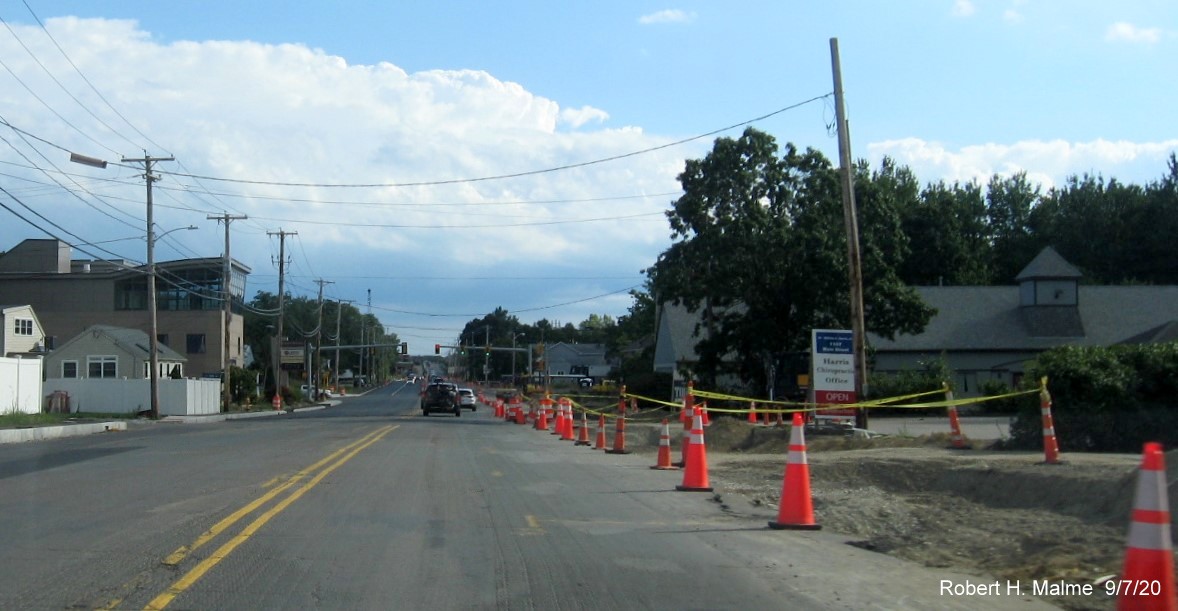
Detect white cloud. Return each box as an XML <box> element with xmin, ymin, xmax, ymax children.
<box><xmin>638</xmin><ymin>9</ymin><xmax>697</xmax><ymax>25</ymax></box>
<box><xmin>1002</xmin><ymin>9</ymin><xmax>1023</xmax><ymax>24</ymax></box>
<box><xmin>867</xmin><ymin>137</ymin><xmax>1178</xmax><ymax>191</ymax></box>
<box><xmin>0</xmin><ymin>17</ymin><xmax>684</xmax><ymax>345</ymax></box>
<box><xmin>951</xmin><ymin>0</ymin><xmax>976</xmax><ymax>18</ymax></box>
<box><xmin>1105</xmin><ymin>22</ymin><xmax>1162</xmax><ymax>44</ymax></box>
<box><xmin>559</xmin><ymin>105</ymin><xmax>610</xmax><ymax>128</ymax></box>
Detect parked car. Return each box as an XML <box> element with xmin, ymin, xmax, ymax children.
<box><xmin>300</xmin><ymin>385</ymin><xmax>334</xmax><ymax>400</ymax></box>
<box><xmin>457</xmin><ymin>388</ymin><xmax>476</xmax><ymax>411</ymax></box>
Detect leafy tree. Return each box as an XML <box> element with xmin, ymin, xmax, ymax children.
<box><xmin>899</xmin><ymin>180</ymin><xmax>991</xmax><ymax>285</ymax></box>
<box><xmin>986</xmin><ymin>172</ymin><xmax>1044</xmax><ymax>283</ymax></box>
<box><xmin>647</xmin><ymin>127</ymin><xmax>933</xmax><ymax>390</ymax></box>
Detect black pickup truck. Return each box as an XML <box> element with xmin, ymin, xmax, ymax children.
<box><xmin>420</xmin><ymin>382</ymin><xmax>461</xmax><ymax>417</ymax></box>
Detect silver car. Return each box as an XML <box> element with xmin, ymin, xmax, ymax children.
<box><xmin>457</xmin><ymin>387</ymin><xmax>476</xmax><ymax>411</ymax></box>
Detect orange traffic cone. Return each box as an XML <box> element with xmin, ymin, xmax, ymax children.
<box><xmin>768</xmin><ymin>412</ymin><xmax>820</xmax><ymax>530</ymax></box>
<box><xmin>748</xmin><ymin>401</ymin><xmax>758</xmax><ymax>424</ymax></box>
<box><xmin>552</xmin><ymin>398</ymin><xmax>564</xmax><ymax>436</ymax></box>
<box><xmin>560</xmin><ymin>400</ymin><xmax>576</xmax><ymax>441</ymax></box>
<box><xmin>271</xmin><ymin>394</ymin><xmax>282</xmax><ymax>411</ymax></box>
<box><xmin>1040</xmin><ymin>378</ymin><xmax>1061</xmax><ymax>464</ymax></box>
<box><xmin>1118</xmin><ymin>442</ymin><xmax>1177</xmax><ymax>611</ymax></box>
<box><xmin>701</xmin><ymin>401</ymin><xmax>711</xmax><ymax>426</ymax></box>
<box><xmin>593</xmin><ymin>413</ymin><xmax>607</xmax><ymax>450</ymax></box>
<box><xmin>651</xmin><ymin>419</ymin><xmax>680</xmax><ymax>470</ymax></box>
<box><xmin>605</xmin><ymin>413</ymin><xmax>630</xmax><ymax>454</ymax></box>
<box><xmin>575</xmin><ymin>411</ymin><xmax>592</xmax><ymax>446</ymax></box>
<box><xmin>676</xmin><ymin>407</ymin><xmax>712</xmax><ymax>491</ymax></box>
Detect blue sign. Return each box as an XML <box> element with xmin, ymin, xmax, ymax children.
<box><xmin>815</xmin><ymin>330</ymin><xmax>853</xmax><ymax>354</ymax></box>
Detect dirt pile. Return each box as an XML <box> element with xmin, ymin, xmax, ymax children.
<box><xmin>624</xmin><ymin>416</ymin><xmax>1163</xmax><ymax>611</ymax></box>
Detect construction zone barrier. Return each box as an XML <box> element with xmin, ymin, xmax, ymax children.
<box><xmin>593</xmin><ymin>413</ymin><xmax>607</xmax><ymax>450</ymax></box>
<box><xmin>944</xmin><ymin>383</ymin><xmax>970</xmax><ymax>450</ymax></box>
<box><xmin>559</xmin><ymin>398</ymin><xmax>575</xmax><ymax>441</ymax></box>
<box><xmin>605</xmin><ymin>412</ymin><xmax>630</xmax><ymax>455</ymax></box>
<box><xmin>651</xmin><ymin>418</ymin><xmax>680</xmax><ymax>470</ymax></box>
<box><xmin>768</xmin><ymin>412</ymin><xmax>820</xmax><ymax>530</ymax></box>
<box><xmin>1040</xmin><ymin>377</ymin><xmax>1061</xmax><ymax>464</ymax></box>
<box><xmin>535</xmin><ymin>397</ymin><xmax>550</xmax><ymax>431</ymax></box>
<box><xmin>675</xmin><ymin>407</ymin><xmax>712</xmax><ymax>492</ymax></box>
<box><xmin>271</xmin><ymin>394</ymin><xmax>282</xmax><ymax>411</ymax></box>
<box><xmin>1118</xmin><ymin>442</ymin><xmax>1177</xmax><ymax>610</ymax></box>
<box><xmin>574</xmin><ymin>411</ymin><xmax>591</xmax><ymax>446</ymax></box>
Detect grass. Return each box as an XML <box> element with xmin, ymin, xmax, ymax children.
<box><xmin>0</xmin><ymin>411</ymin><xmax>137</xmax><ymax>428</ymax></box>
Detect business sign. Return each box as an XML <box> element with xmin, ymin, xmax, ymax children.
<box><xmin>280</xmin><ymin>342</ymin><xmax>305</xmax><ymax>365</ymax></box>
<box><xmin>811</xmin><ymin>329</ymin><xmax>856</xmax><ymax>413</ymax></box>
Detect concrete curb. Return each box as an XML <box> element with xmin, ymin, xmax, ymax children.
<box><xmin>0</xmin><ymin>401</ymin><xmax>341</xmax><ymax>444</ymax></box>
<box><xmin>0</xmin><ymin>421</ymin><xmax>128</xmax><ymax>444</ymax></box>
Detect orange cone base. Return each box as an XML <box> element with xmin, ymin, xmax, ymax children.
<box><xmin>767</xmin><ymin>521</ymin><xmax>821</xmax><ymax>530</ymax></box>
<box><xmin>675</xmin><ymin>484</ymin><xmax>713</xmax><ymax>492</ymax></box>
<box><xmin>605</xmin><ymin>448</ymin><xmax>630</xmax><ymax>455</ymax></box>
<box><xmin>651</xmin><ymin>464</ymin><xmax>680</xmax><ymax>471</ymax></box>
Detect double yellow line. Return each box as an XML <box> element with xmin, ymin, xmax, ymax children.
<box><xmin>134</xmin><ymin>424</ymin><xmax>397</xmax><ymax>610</ymax></box>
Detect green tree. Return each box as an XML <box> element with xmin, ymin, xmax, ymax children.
<box><xmin>899</xmin><ymin>180</ymin><xmax>991</xmax><ymax>285</ymax></box>
<box><xmin>986</xmin><ymin>172</ymin><xmax>1043</xmax><ymax>283</ymax></box>
<box><xmin>648</xmin><ymin>127</ymin><xmax>933</xmax><ymax>390</ymax></box>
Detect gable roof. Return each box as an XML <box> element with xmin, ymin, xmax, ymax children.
<box><xmin>1015</xmin><ymin>246</ymin><xmax>1083</xmax><ymax>281</ymax></box>
<box><xmin>869</xmin><ymin>285</ymin><xmax>1178</xmax><ymax>352</ymax></box>
<box><xmin>57</xmin><ymin>325</ymin><xmax>187</xmax><ymax>362</ymax></box>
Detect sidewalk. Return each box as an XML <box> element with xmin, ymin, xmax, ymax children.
<box><xmin>0</xmin><ymin>401</ymin><xmax>339</xmax><ymax>445</ymax></box>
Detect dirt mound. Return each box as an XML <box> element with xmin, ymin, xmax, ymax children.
<box><xmin>627</xmin><ymin>415</ymin><xmax>1165</xmax><ymax>611</ymax></box>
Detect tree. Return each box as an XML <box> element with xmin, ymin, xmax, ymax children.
<box><xmin>648</xmin><ymin>127</ymin><xmax>933</xmax><ymax>390</ymax></box>
<box><xmin>986</xmin><ymin>172</ymin><xmax>1043</xmax><ymax>283</ymax></box>
<box><xmin>899</xmin><ymin>180</ymin><xmax>991</xmax><ymax>285</ymax></box>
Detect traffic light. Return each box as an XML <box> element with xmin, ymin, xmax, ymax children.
<box><xmin>434</xmin><ymin>343</ymin><xmax>440</xmax><ymax>354</ymax></box>
<box><xmin>399</xmin><ymin>342</ymin><xmax>408</xmax><ymax>355</ymax></box>
<box><xmin>484</xmin><ymin>345</ymin><xmax>490</xmax><ymax>356</ymax></box>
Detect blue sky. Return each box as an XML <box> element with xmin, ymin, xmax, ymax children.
<box><xmin>1</xmin><ymin>1</ymin><xmax>1175</xmax><ymax>354</ymax></box>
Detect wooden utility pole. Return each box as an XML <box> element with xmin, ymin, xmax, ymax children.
<box><xmin>268</xmin><ymin>229</ymin><xmax>296</xmax><ymax>406</ymax></box>
<box><xmin>209</xmin><ymin>212</ymin><xmax>247</xmax><ymax>412</ymax></box>
<box><xmin>830</xmin><ymin>38</ymin><xmax>869</xmax><ymax>430</ymax></box>
<box><xmin>122</xmin><ymin>153</ymin><xmax>173</xmax><ymax>419</ymax></box>
<box><xmin>313</xmin><ymin>279</ymin><xmax>334</xmax><ymax>394</ymax></box>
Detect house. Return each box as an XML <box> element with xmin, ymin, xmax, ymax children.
<box><xmin>653</xmin><ymin>302</ymin><xmax>744</xmax><ymax>399</ymax></box>
<box><xmin>870</xmin><ymin>246</ymin><xmax>1178</xmax><ymax>395</ymax></box>
<box><xmin>45</xmin><ymin>325</ymin><xmax>187</xmax><ymax>380</ymax></box>
<box><xmin>1</xmin><ymin>304</ymin><xmax>47</xmax><ymax>356</ymax></box>
<box><xmin>540</xmin><ymin>342</ymin><xmax>611</xmax><ymax>379</ymax></box>
<box><xmin>0</xmin><ymin>238</ymin><xmax>249</xmax><ymax>377</ymax></box>
<box><xmin>652</xmin><ymin>247</ymin><xmax>1178</xmax><ymax>398</ymax></box>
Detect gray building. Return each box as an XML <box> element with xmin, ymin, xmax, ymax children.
<box><xmin>45</xmin><ymin>325</ymin><xmax>187</xmax><ymax>380</ymax></box>
<box><xmin>870</xmin><ymin>246</ymin><xmax>1178</xmax><ymax>394</ymax></box>
<box><xmin>0</xmin><ymin>239</ymin><xmax>250</xmax><ymax>377</ymax></box>
<box><xmin>653</xmin><ymin>247</ymin><xmax>1178</xmax><ymax>397</ymax></box>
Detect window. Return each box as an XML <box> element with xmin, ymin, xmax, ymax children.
<box><xmin>14</xmin><ymin>319</ymin><xmax>33</xmax><ymax>336</ymax></box>
<box><xmin>186</xmin><ymin>334</ymin><xmax>206</xmax><ymax>354</ymax></box>
<box><xmin>62</xmin><ymin>361</ymin><xmax>78</xmax><ymax>378</ymax></box>
<box><xmin>157</xmin><ymin>334</ymin><xmax>169</xmax><ymax>347</ymax></box>
<box><xmin>87</xmin><ymin>356</ymin><xmax>117</xmax><ymax>379</ymax></box>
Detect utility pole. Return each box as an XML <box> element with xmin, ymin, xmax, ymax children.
<box><xmin>830</xmin><ymin>38</ymin><xmax>869</xmax><ymax>430</ymax></box>
<box><xmin>334</xmin><ymin>299</ymin><xmax>351</xmax><ymax>391</ymax></box>
<box><xmin>313</xmin><ymin>279</ymin><xmax>334</xmax><ymax>395</ymax></box>
<box><xmin>123</xmin><ymin>153</ymin><xmax>173</xmax><ymax>420</ymax></box>
<box><xmin>209</xmin><ymin>212</ymin><xmax>247</xmax><ymax>413</ymax></box>
<box><xmin>268</xmin><ymin>229</ymin><xmax>296</xmax><ymax>407</ymax></box>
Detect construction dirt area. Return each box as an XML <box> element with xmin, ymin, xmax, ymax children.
<box><xmin>620</xmin><ymin>415</ymin><xmax>1161</xmax><ymax>611</ymax></box>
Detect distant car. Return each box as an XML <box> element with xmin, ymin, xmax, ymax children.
<box><xmin>299</xmin><ymin>385</ymin><xmax>334</xmax><ymax>400</ymax></box>
<box><xmin>578</xmin><ymin>377</ymin><xmax>594</xmax><ymax>388</ymax></box>
<box><xmin>421</xmin><ymin>382</ymin><xmax>461</xmax><ymax>417</ymax></box>
<box><xmin>457</xmin><ymin>388</ymin><xmax>476</xmax><ymax>411</ymax></box>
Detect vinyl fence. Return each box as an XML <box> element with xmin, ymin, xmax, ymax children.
<box><xmin>42</xmin><ymin>378</ymin><xmax>221</xmax><ymax>416</ymax></box>
<box><xmin>0</xmin><ymin>356</ymin><xmax>43</xmax><ymax>415</ymax></box>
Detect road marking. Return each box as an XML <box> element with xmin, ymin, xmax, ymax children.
<box><xmin>161</xmin><ymin>426</ymin><xmax>391</xmax><ymax>567</ymax></box>
<box><xmin>144</xmin><ymin>425</ymin><xmax>396</xmax><ymax>610</ymax></box>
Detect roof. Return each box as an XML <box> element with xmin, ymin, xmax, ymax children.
<box><xmin>67</xmin><ymin>325</ymin><xmax>187</xmax><ymax>362</ymax></box>
<box><xmin>653</xmin><ymin>302</ymin><xmax>743</xmax><ymax>372</ymax></box>
<box><xmin>869</xmin><ymin>285</ymin><xmax>1178</xmax><ymax>352</ymax></box>
<box><xmin>1015</xmin><ymin>246</ymin><xmax>1083</xmax><ymax>281</ymax></box>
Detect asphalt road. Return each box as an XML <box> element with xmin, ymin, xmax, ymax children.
<box><xmin>0</xmin><ymin>383</ymin><xmax>1056</xmax><ymax>610</ymax></box>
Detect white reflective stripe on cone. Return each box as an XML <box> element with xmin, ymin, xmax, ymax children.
<box><xmin>787</xmin><ymin>449</ymin><xmax>808</xmax><ymax>465</ymax></box>
<box><xmin>1042</xmin><ymin>427</ymin><xmax>1055</xmax><ymax>436</ymax></box>
<box><xmin>690</xmin><ymin>432</ymin><xmax>705</xmax><ymax>444</ymax></box>
<box><xmin>1128</xmin><ymin>521</ymin><xmax>1173</xmax><ymax>551</ymax></box>
<box><xmin>1134</xmin><ymin>469</ymin><xmax>1170</xmax><ymax>511</ymax></box>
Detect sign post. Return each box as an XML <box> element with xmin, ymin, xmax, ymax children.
<box><xmin>811</xmin><ymin>329</ymin><xmax>857</xmax><ymax>427</ymax></box>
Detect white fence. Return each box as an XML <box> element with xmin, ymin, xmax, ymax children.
<box><xmin>43</xmin><ymin>378</ymin><xmax>221</xmax><ymax>416</ymax></box>
<box><xmin>0</xmin><ymin>356</ymin><xmax>44</xmax><ymax>415</ymax></box>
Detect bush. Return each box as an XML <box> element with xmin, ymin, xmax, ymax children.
<box><xmin>868</xmin><ymin>356</ymin><xmax>951</xmax><ymax>415</ymax></box>
<box><xmin>1006</xmin><ymin>343</ymin><xmax>1178</xmax><ymax>452</ymax></box>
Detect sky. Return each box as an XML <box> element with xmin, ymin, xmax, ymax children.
<box><xmin>0</xmin><ymin>1</ymin><xmax>1175</xmax><ymax>355</ymax></box>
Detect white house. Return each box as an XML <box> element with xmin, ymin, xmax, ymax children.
<box><xmin>1</xmin><ymin>304</ymin><xmax>47</xmax><ymax>356</ymax></box>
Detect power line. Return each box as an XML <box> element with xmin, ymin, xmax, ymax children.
<box><xmin>157</xmin><ymin>95</ymin><xmax>833</xmax><ymax>189</ymax></box>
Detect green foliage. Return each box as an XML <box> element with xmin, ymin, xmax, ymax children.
<box><xmin>867</xmin><ymin>356</ymin><xmax>951</xmax><ymax>414</ymax></box>
<box><xmin>1005</xmin><ymin>343</ymin><xmax>1178</xmax><ymax>452</ymax></box>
